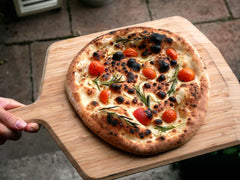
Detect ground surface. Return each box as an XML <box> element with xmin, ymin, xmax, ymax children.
<box><xmin>0</xmin><ymin>0</ymin><xmax>239</xmax><ymax>179</ymax></box>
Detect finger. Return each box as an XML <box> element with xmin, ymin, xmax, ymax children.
<box><xmin>0</xmin><ymin>97</ymin><xmax>25</xmax><ymax>110</ymax></box>
<box><xmin>25</xmin><ymin>123</ymin><xmax>40</xmax><ymax>133</ymax></box>
<box><xmin>0</xmin><ymin>108</ymin><xmax>27</xmax><ymax>130</ymax></box>
<box><xmin>0</xmin><ymin>123</ymin><xmax>21</xmax><ymax>142</ymax></box>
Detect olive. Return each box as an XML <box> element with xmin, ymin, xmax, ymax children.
<box><xmin>158</xmin><ymin>60</ymin><xmax>170</xmax><ymax>73</ymax></box>
<box><xmin>150</xmin><ymin>44</ymin><xmax>161</xmax><ymax>53</ymax></box>
<box><xmin>112</xmin><ymin>51</ymin><xmax>125</xmax><ymax>61</ymax></box>
<box><xmin>170</xmin><ymin>60</ymin><xmax>177</xmax><ymax>66</ymax></box>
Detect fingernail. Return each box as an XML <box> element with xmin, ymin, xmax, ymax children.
<box><xmin>15</xmin><ymin>120</ymin><xmax>27</xmax><ymax>129</ymax></box>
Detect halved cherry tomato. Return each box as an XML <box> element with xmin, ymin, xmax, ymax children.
<box><xmin>133</xmin><ymin>108</ymin><xmax>152</xmax><ymax>126</ymax></box>
<box><xmin>142</xmin><ymin>67</ymin><xmax>157</xmax><ymax>79</ymax></box>
<box><xmin>166</xmin><ymin>48</ymin><xmax>177</xmax><ymax>60</ymax></box>
<box><xmin>99</xmin><ymin>89</ymin><xmax>111</xmax><ymax>104</ymax></box>
<box><xmin>177</xmin><ymin>67</ymin><xmax>195</xmax><ymax>82</ymax></box>
<box><xmin>88</xmin><ymin>61</ymin><xmax>105</xmax><ymax>76</ymax></box>
<box><xmin>123</xmin><ymin>48</ymin><xmax>138</xmax><ymax>57</ymax></box>
<box><xmin>162</xmin><ymin>109</ymin><xmax>177</xmax><ymax>123</ymax></box>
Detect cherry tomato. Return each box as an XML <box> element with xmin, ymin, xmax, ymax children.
<box><xmin>99</xmin><ymin>89</ymin><xmax>111</xmax><ymax>104</ymax></box>
<box><xmin>133</xmin><ymin>108</ymin><xmax>152</xmax><ymax>126</ymax></box>
<box><xmin>166</xmin><ymin>48</ymin><xmax>177</xmax><ymax>60</ymax></box>
<box><xmin>123</xmin><ymin>48</ymin><xmax>138</xmax><ymax>57</ymax></box>
<box><xmin>162</xmin><ymin>109</ymin><xmax>177</xmax><ymax>123</ymax></box>
<box><xmin>142</xmin><ymin>67</ymin><xmax>157</xmax><ymax>79</ymax></box>
<box><xmin>177</xmin><ymin>67</ymin><xmax>195</xmax><ymax>82</ymax></box>
<box><xmin>88</xmin><ymin>61</ymin><xmax>105</xmax><ymax>76</ymax></box>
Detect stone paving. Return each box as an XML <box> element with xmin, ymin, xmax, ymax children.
<box><xmin>0</xmin><ymin>0</ymin><xmax>239</xmax><ymax>179</ymax></box>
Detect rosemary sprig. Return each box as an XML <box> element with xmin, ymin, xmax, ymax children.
<box><xmin>155</xmin><ymin>123</ymin><xmax>184</xmax><ymax>133</ymax></box>
<box><xmin>115</xmin><ymin>33</ymin><xmax>151</xmax><ymax>46</ymax></box>
<box><xmin>92</xmin><ymin>76</ymin><xmax>100</xmax><ymax>91</ymax></box>
<box><xmin>99</xmin><ymin>106</ymin><xmax>119</xmax><ymax>111</ymax></box>
<box><xmin>134</xmin><ymin>85</ymin><xmax>150</xmax><ymax>108</ymax></box>
<box><xmin>101</xmin><ymin>111</ymin><xmax>139</xmax><ymax>127</ymax></box>
<box><xmin>100</xmin><ymin>74</ymin><xmax>124</xmax><ymax>86</ymax></box>
<box><xmin>167</xmin><ymin>65</ymin><xmax>179</xmax><ymax>96</ymax></box>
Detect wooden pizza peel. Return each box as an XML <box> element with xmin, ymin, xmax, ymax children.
<box><xmin>10</xmin><ymin>16</ymin><xmax>240</xmax><ymax>179</ymax></box>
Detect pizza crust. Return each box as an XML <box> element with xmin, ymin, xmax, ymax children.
<box><xmin>65</xmin><ymin>27</ymin><xmax>210</xmax><ymax>155</ymax></box>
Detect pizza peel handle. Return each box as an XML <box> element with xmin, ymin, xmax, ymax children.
<box><xmin>9</xmin><ymin>99</ymin><xmax>49</xmax><ymax>126</ymax></box>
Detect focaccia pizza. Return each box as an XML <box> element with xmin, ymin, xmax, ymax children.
<box><xmin>65</xmin><ymin>27</ymin><xmax>209</xmax><ymax>155</ymax></box>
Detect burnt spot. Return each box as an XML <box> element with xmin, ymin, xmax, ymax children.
<box><xmin>127</xmin><ymin>88</ymin><xmax>135</xmax><ymax>94</ymax></box>
<box><xmin>115</xmin><ymin>96</ymin><xmax>124</xmax><ymax>104</ymax></box>
<box><xmin>107</xmin><ymin>113</ymin><xmax>118</xmax><ymax>127</ymax></box>
<box><xmin>144</xmin><ymin>129</ymin><xmax>151</xmax><ymax>136</ymax></box>
<box><xmin>169</xmin><ymin>96</ymin><xmax>177</xmax><ymax>102</ymax></box>
<box><xmin>139</xmin><ymin>132</ymin><xmax>144</xmax><ymax>139</ymax></box>
<box><xmin>132</xmin><ymin>97</ymin><xmax>138</xmax><ymax>104</ymax></box>
<box><xmin>158</xmin><ymin>60</ymin><xmax>170</xmax><ymax>73</ymax></box>
<box><xmin>170</xmin><ymin>60</ymin><xmax>177</xmax><ymax>66</ymax></box>
<box><xmin>157</xmin><ymin>74</ymin><xmax>166</xmax><ymax>82</ymax></box>
<box><xmin>126</xmin><ymin>72</ymin><xmax>135</xmax><ymax>83</ymax></box>
<box><xmin>144</xmin><ymin>108</ymin><xmax>153</xmax><ymax>119</ymax></box>
<box><xmin>93</xmin><ymin>52</ymin><xmax>100</xmax><ymax>60</ymax></box>
<box><xmin>143</xmin><ymin>83</ymin><xmax>151</xmax><ymax>89</ymax></box>
<box><xmin>150</xmin><ymin>44</ymin><xmax>161</xmax><ymax>53</ymax></box>
<box><xmin>110</xmin><ymin>83</ymin><xmax>122</xmax><ymax>92</ymax></box>
<box><xmin>91</xmin><ymin>101</ymin><xmax>99</xmax><ymax>107</ymax></box>
<box><xmin>101</xmin><ymin>74</ymin><xmax>110</xmax><ymax>81</ymax></box>
<box><xmin>112</xmin><ymin>51</ymin><xmax>125</xmax><ymax>61</ymax></box>
<box><xmin>127</xmin><ymin>58</ymin><xmax>141</xmax><ymax>72</ymax></box>
<box><xmin>154</xmin><ymin>119</ymin><xmax>162</xmax><ymax>125</ymax></box>
<box><xmin>149</xmin><ymin>33</ymin><xmax>163</xmax><ymax>44</ymax></box>
<box><xmin>157</xmin><ymin>91</ymin><xmax>166</xmax><ymax>99</ymax></box>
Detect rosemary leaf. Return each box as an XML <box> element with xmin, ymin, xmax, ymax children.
<box><xmin>99</xmin><ymin>106</ymin><xmax>119</xmax><ymax>111</ymax></box>
<box><xmin>167</xmin><ymin>65</ymin><xmax>179</xmax><ymax>96</ymax></box>
<box><xmin>134</xmin><ymin>85</ymin><xmax>150</xmax><ymax>108</ymax></box>
<box><xmin>155</xmin><ymin>123</ymin><xmax>184</xmax><ymax>133</ymax></box>
<box><xmin>101</xmin><ymin>74</ymin><xmax>124</xmax><ymax>86</ymax></box>
<box><xmin>92</xmin><ymin>76</ymin><xmax>100</xmax><ymax>91</ymax></box>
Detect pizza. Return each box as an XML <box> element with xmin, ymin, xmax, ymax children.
<box><xmin>65</xmin><ymin>27</ymin><xmax>210</xmax><ymax>155</ymax></box>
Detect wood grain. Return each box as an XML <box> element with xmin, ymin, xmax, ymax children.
<box><xmin>10</xmin><ymin>16</ymin><xmax>240</xmax><ymax>179</ymax></box>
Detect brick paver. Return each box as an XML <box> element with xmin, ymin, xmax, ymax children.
<box><xmin>196</xmin><ymin>19</ymin><xmax>240</xmax><ymax>79</ymax></box>
<box><xmin>70</xmin><ymin>0</ymin><xmax>150</xmax><ymax>36</ymax></box>
<box><xmin>0</xmin><ymin>45</ymin><xmax>32</xmax><ymax>104</ymax></box>
<box><xmin>148</xmin><ymin>0</ymin><xmax>230</xmax><ymax>23</ymax></box>
<box><xmin>227</xmin><ymin>0</ymin><xmax>240</xmax><ymax>18</ymax></box>
<box><xmin>0</xmin><ymin>0</ymin><xmax>70</xmax><ymax>43</ymax></box>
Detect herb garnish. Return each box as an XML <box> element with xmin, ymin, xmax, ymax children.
<box><xmin>134</xmin><ymin>85</ymin><xmax>150</xmax><ymax>108</ymax></box>
<box><xmin>99</xmin><ymin>106</ymin><xmax>119</xmax><ymax>111</ymax></box>
<box><xmin>92</xmin><ymin>74</ymin><xmax>124</xmax><ymax>91</ymax></box>
<box><xmin>155</xmin><ymin>123</ymin><xmax>183</xmax><ymax>133</ymax></box>
<box><xmin>92</xmin><ymin>76</ymin><xmax>100</xmax><ymax>90</ymax></box>
<box><xmin>99</xmin><ymin>106</ymin><xmax>139</xmax><ymax>127</ymax></box>
<box><xmin>101</xmin><ymin>74</ymin><xmax>124</xmax><ymax>86</ymax></box>
<box><xmin>167</xmin><ymin>65</ymin><xmax>179</xmax><ymax>96</ymax></box>
<box><xmin>115</xmin><ymin>32</ymin><xmax>151</xmax><ymax>46</ymax></box>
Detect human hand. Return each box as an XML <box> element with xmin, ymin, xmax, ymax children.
<box><xmin>0</xmin><ymin>97</ymin><xmax>40</xmax><ymax>145</ymax></box>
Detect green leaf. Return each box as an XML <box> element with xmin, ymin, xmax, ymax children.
<box><xmin>167</xmin><ymin>65</ymin><xmax>179</xmax><ymax>96</ymax></box>
<box><xmin>134</xmin><ymin>85</ymin><xmax>150</xmax><ymax>108</ymax></box>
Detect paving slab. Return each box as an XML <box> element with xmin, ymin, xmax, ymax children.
<box><xmin>0</xmin><ymin>44</ymin><xmax>32</xmax><ymax>104</ymax></box>
<box><xmin>30</xmin><ymin>40</ymin><xmax>58</xmax><ymax>100</ymax></box>
<box><xmin>0</xmin><ymin>150</ymin><xmax>181</xmax><ymax>180</ymax></box>
<box><xmin>196</xmin><ymin>19</ymin><xmax>240</xmax><ymax>80</ymax></box>
<box><xmin>70</xmin><ymin>0</ymin><xmax>150</xmax><ymax>36</ymax></box>
<box><xmin>227</xmin><ymin>0</ymin><xmax>240</xmax><ymax>18</ymax></box>
<box><xmin>0</xmin><ymin>126</ymin><xmax>60</xmax><ymax>160</ymax></box>
<box><xmin>0</xmin><ymin>0</ymin><xmax>70</xmax><ymax>43</ymax></box>
<box><xmin>148</xmin><ymin>0</ymin><xmax>230</xmax><ymax>23</ymax></box>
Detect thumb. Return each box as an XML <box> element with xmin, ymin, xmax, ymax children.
<box><xmin>0</xmin><ymin>108</ymin><xmax>27</xmax><ymax>130</ymax></box>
